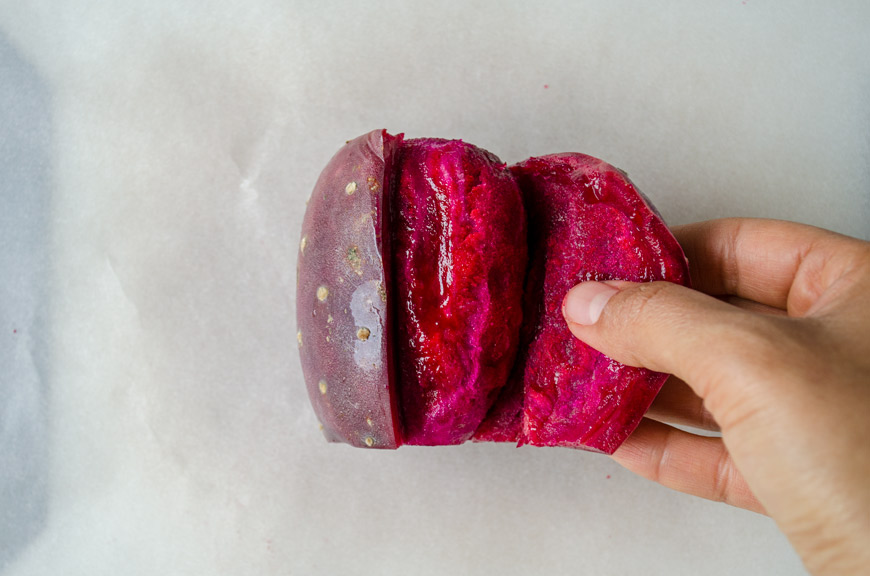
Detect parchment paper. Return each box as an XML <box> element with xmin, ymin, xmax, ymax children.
<box><xmin>2</xmin><ymin>1</ymin><xmax>869</xmax><ymax>574</ymax></box>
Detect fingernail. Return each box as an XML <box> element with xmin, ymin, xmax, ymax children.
<box><xmin>563</xmin><ymin>282</ymin><xmax>619</xmax><ymax>325</ymax></box>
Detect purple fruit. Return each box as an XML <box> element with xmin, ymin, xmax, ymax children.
<box><xmin>298</xmin><ymin>131</ymin><xmax>689</xmax><ymax>454</ymax></box>
<box><xmin>297</xmin><ymin>129</ymin><xmax>403</xmax><ymax>448</ymax></box>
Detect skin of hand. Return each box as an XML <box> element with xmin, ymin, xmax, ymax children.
<box><xmin>561</xmin><ymin>218</ymin><xmax>870</xmax><ymax>576</ymax></box>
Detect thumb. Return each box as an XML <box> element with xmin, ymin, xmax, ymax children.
<box><xmin>561</xmin><ymin>280</ymin><xmax>775</xmax><ymax>401</ymax></box>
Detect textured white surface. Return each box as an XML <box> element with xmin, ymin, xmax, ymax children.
<box><xmin>1</xmin><ymin>1</ymin><xmax>869</xmax><ymax>574</ymax></box>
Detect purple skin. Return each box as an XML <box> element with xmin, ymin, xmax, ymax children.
<box><xmin>477</xmin><ymin>154</ymin><xmax>690</xmax><ymax>454</ymax></box>
<box><xmin>297</xmin><ymin>129</ymin><xmax>404</xmax><ymax>449</ymax></box>
<box><xmin>392</xmin><ymin>139</ymin><xmax>527</xmax><ymax>445</ymax></box>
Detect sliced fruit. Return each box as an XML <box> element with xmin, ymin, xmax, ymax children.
<box><xmin>296</xmin><ymin>129</ymin><xmax>403</xmax><ymax>448</ymax></box>
<box><xmin>507</xmin><ymin>153</ymin><xmax>690</xmax><ymax>454</ymax></box>
<box><xmin>393</xmin><ymin>138</ymin><xmax>527</xmax><ymax>445</ymax></box>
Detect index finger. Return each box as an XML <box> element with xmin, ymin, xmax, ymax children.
<box><xmin>672</xmin><ymin>218</ymin><xmax>851</xmax><ymax>315</ymax></box>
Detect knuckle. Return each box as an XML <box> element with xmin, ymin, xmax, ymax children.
<box><xmin>598</xmin><ymin>281</ymin><xmax>688</xmax><ymax>370</ymax></box>
<box><xmin>616</xmin><ymin>281</ymin><xmax>680</xmax><ymax>328</ymax></box>
<box><xmin>712</xmin><ymin>449</ymin><xmax>736</xmax><ymax>505</ymax></box>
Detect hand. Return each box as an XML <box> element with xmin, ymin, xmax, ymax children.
<box><xmin>561</xmin><ymin>218</ymin><xmax>870</xmax><ymax>576</ymax></box>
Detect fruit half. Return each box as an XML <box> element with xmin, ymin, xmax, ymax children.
<box><xmin>297</xmin><ymin>130</ymin><xmax>690</xmax><ymax>454</ymax></box>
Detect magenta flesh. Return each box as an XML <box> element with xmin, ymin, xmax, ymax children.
<box><xmin>392</xmin><ymin>139</ymin><xmax>527</xmax><ymax>445</ymax></box>
<box><xmin>503</xmin><ymin>153</ymin><xmax>690</xmax><ymax>454</ymax></box>
<box><xmin>296</xmin><ymin>129</ymin><xmax>403</xmax><ymax>449</ymax></box>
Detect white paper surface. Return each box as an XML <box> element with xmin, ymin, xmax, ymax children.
<box><xmin>1</xmin><ymin>1</ymin><xmax>868</xmax><ymax>574</ymax></box>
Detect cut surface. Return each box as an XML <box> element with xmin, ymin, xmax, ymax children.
<box><xmin>393</xmin><ymin>138</ymin><xmax>527</xmax><ymax>445</ymax></box>
<box><xmin>478</xmin><ymin>154</ymin><xmax>690</xmax><ymax>453</ymax></box>
<box><xmin>297</xmin><ymin>129</ymin><xmax>403</xmax><ymax>449</ymax></box>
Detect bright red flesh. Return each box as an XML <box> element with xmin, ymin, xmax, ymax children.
<box><xmin>497</xmin><ymin>154</ymin><xmax>690</xmax><ymax>454</ymax></box>
<box><xmin>392</xmin><ymin>139</ymin><xmax>527</xmax><ymax>445</ymax></box>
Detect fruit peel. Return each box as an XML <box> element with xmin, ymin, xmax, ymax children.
<box><xmin>296</xmin><ymin>129</ymin><xmax>403</xmax><ymax>448</ymax></box>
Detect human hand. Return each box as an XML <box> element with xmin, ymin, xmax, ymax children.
<box><xmin>561</xmin><ymin>218</ymin><xmax>870</xmax><ymax>575</ymax></box>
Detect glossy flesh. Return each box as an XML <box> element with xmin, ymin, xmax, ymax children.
<box><xmin>498</xmin><ymin>154</ymin><xmax>690</xmax><ymax>454</ymax></box>
<box><xmin>393</xmin><ymin>139</ymin><xmax>527</xmax><ymax>445</ymax></box>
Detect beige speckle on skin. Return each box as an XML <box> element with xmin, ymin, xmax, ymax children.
<box><xmin>346</xmin><ymin>246</ymin><xmax>363</xmax><ymax>275</ymax></box>
<box><xmin>345</xmin><ymin>181</ymin><xmax>357</xmax><ymax>195</ymax></box>
<box><xmin>338</xmin><ymin>277</ymin><xmax>344</xmax><ymax>284</ymax></box>
<box><xmin>364</xmin><ymin>436</ymin><xmax>374</xmax><ymax>447</ymax></box>
<box><xmin>316</xmin><ymin>286</ymin><xmax>329</xmax><ymax>301</ymax></box>
<box><xmin>327</xmin><ymin>314</ymin><xmax>334</xmax><ymax>323</ymax></box>
<box><xmin>377</xmin><ymin>282</ymin><xmax>387</xmax><ymax>303</ymax></box>
<box><xmin>318</xmin><ymin>379</ymin><xmax>328</xmax><ymax>395</ymax></box>
<box><xmin>325</xmin><ymin>335</ymin><xmax>330</xmax><ymax>343</ymax></box>
<box><xmin>356</xmin><ymin>327</ymin><xmax>371</xmax><ymax>341</ymax></box>
<box><xmin>297</xmin><ymin>331</ymin><xmax>303</xmax><ymax>347</ymax></box>
<box><xmin>367</xmin><ymin>176</ymin><xmax>379</xmax><ymax>192</ymax></box>
<box><xmin>366</xmin><ymin>416</ymin><xmax>373</xmax><ymax>428</ymax></box>
<box><xmin>300</xmin><ymin>236</ymin><xmax>308</xmax><ymax>254</ymax></box>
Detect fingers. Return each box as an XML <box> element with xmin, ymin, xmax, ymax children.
<box><xmin>611</xmin><ymin>418</ymin><xmax>765</xmax><ymax>514</ymax></box>
<box><xmin>562</xmin><ymin>279</ymin><xmax>775</xmax><ymax>393</ymax></box>
<box><xmin>719</xmin><ymin>295</ymin><xmax>788</xmax><ymax>316</ymax></box>
<box><xmin>672</xmin><ymin>218</ymin><xmax>849</xmax><ymax>315</ymax></box>
<box><xmin>647</xmin><ymin>377</ymin><xmax>720</xmax><ymax>432</ymax></box>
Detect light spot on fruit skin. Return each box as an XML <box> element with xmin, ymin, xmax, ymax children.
<box><xmin>345</xmin><ymin>181</ymin><xmax>357</xmax><ymax>195</ymax></box>
<box><xmin>297</xmin><ymin>331</ymin><xmax>303</xmax><ymax>347</ymax></box>
<box><xmin>356</xmin><ymin>327</ymin><xmax>371</xmax><ymax>341</ymax></box>
<box><xmin>366</xmin><ymin>416</ymin><xmax>373</xmax><ymax>427</ymax></box>
<box><xmin>317</xmin><ymin>286</ymin><xmax>329</xmax><ymax>301</ymax></box>
<box><xmin>346</xmin><ymin>246</ymin><xmax>363</xmax><ymax>275</ymax></box>
<box><xmin>318</xmin><ymin>379</ymin><xmax>328</xmax><ymax>395</ymax></box>
<box><xmin>327</xmin><ymin>314</ymin><xmax>333</xmax><ymax>323</ymax></box>
<box><xmin>377</xmin><ymin>282</ymin><xmax>387</xmax><ymax>303</ymax></box>
<box><xmin>367</xmin><ymin>176</ymin><xmax>379</xmax><ymax>192</ymax></box>
<box><xmin>364</xmin><ymin>436</ymin><xmax>374</xmax><ymax>447</ymax></box>
<box><xmin>300</xmin><ymin>235</ymin><xmax>308</xmax><ymax>254</ymax></box>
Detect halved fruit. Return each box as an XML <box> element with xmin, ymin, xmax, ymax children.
<box><xmin>393</xmin><ymin>138</ymin><xmax>526</xmax><ymax>445</ymax></box>
<box><xmin>296</xmin><ymin>129</ymin><xmax>403</xmax><ymax>448</ymax></box>
<box><xmin>476</xmin><ymin>154</ymin><xmax>690</xmax><ymax>454</ymax></box>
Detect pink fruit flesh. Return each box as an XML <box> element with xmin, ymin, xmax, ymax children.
<box><xmin>480</xmin><ymin>154</ymin><xmax>690</xmax><ymax>454</ymax></box>
<box><xmin>393</xmin><ymin>139</ymin><xmax>527</xmax><ymax>445</ymax></box>
<box><xmin>297</xmin><ymin>129</ymin><xmax>403</xmax><ymax>449</ymax></box>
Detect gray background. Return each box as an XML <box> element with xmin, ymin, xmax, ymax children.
<box><xmin>1</xmin><ymin>1</ymin><xmax>868</xmax><ymax>574</ymax></box>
